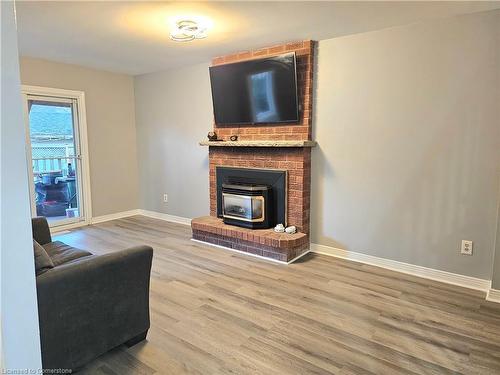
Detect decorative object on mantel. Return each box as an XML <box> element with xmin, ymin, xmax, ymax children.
<box><xmin>199</xmin><ymin>140</ymin><xmax>317</xmax><ymax>148</ymax></box>
<box><xmin>207</xmin><ymin>131</ymin><xmax>220</xmax><ymax>141</ymax></box>
<box><xmin>274</xmin><ymin>223</ymin><xmax>285</xmax><ymax>233</ymax></box>
<box><xmin>229</xmin><ymin>135</ymin><xmax>238</xmax><ymax>141</ymax></box>
<box><xmin>285</xmin><ymin>226</ymin><xmax>297</xmax><ymax>234</ymax></box>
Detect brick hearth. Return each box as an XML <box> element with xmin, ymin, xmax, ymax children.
<box><xmin>192</xmin><ymin>216</ymin><xmax>309</xmax><ymax>262</ymax></box>
<box><xmin>192</xmin><ymin>40</ymin><xmax>315</xmax><ymax>263</ymax></box>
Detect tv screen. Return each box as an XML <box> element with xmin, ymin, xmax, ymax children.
<box><xmin>209</xmin><ymin>53</ymin><xmax>298</xmax><ymax>125</ymax></box>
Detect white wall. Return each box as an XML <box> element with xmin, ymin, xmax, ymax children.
<box><xmin>133</xmin><ymin>10</ymin><xmax>500</xmax><ymax>280</ymax></box>
<box><xmin>312</xmin><ymin>10</ymin><xmax>500</xmax><ymax>279</ymax></box>
<box><xmin>19</xmin><ymin>58</ymin><xmax>140</xmax><ymax>218</ymax></box>
<box><xmin>1</xmin><ymin>1</ymin><xmax>43</xmax><ymax>370</ymax></box>
<box><xmin>134</xmin><ymin>63</ymin><xmax>211</xmax><ymax>218</ymax></box>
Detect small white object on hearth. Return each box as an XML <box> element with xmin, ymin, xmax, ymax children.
<box><xmin>274</xmin><ymin>223</ymin><xmax>285</xmax><ymax>233</ymax></box>
<box><xmin>285</xmin><ymin>226</ymin><xmax>297</xmax><ymax>234</ymax></box>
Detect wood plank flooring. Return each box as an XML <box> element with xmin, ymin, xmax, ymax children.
<box><xmin>54</xmin><ymin>216</ymin><xmax>500</xmax><ymax>374</ymax></box>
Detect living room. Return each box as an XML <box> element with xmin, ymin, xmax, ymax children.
<box><xmin>2</xmin><ymin>1</ymin><xmax>500</xmax><ymax>373</ymax></box>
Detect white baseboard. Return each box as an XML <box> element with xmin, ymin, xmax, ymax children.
<box><xmin>486</xmin><ymin>288</ymin><xmax>500</xmax><ymax>303</ymax></box>
<box><xmin>191</xmin><ymin>238</ymin><xmax>310</xmax><ymax>265</ymax></box>
<box><xmin>91</xmin><ymin>209</ymin><xmax>141</xmax><ymax>224</ymax></box>
<box><xmin>138</xmin><ymin>209</ymin><xmax>192</xmax><ymax>226</ymax></box>
<box><xmin>90</xmin><ymin>209</ymin><xmax>191</xmax><ymax>226</ymax></box>
<box><xmin>310</xmin><ymin>243</ymin><xmax>491</xmax><ymax>292</ymax></box>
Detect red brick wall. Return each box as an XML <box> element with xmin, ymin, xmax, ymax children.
<box><xmin>211</xmin><ymin>40</ymin><xmax>315</xmax><ymax>141</ymax></box>
<box><xmin>207</xmin><ymin>41</ymin><xmax>315</xmax><ymax>236</ymax></box>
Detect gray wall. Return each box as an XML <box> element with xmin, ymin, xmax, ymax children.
<box><xmin>312</xmin><ymin>10</ymin><xmax>499</xmax><ymax>279</ymax></box>
<box><xmin>492</xmin><ymin>183</ymin><xmax>500</xmax><ymax>289</ymax></box>
<box><xmin>312</xmin><ymin>11</ymin><xmax>500</xmax><ymax>279</ymax></box>
<box><xmin>19</xmin><ymin>57</ymin><xmax>140</xmax><ymax>217</ymax></box>
<box><xmin>134</xmin><ymin>63</ymin><xmax>211</xmax><ymax>218</ymax></box>
<box><xmin>1</xmin><ymin>1</ymin><xmax>42</xmax><ymax>369</ymax></box>
<box><xmin>133</xmin><ymin>10</ymin><xmax>500</xmax><ymax>280</ymax></box>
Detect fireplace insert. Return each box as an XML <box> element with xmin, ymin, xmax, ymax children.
<box><xmin>222</xmin><ymin>183</ymin><xmax>272</xmax><ymax>229</ymax></box>
<box><xmin>216</xmin><ymin>167</ymin><xmax>287</xmax><ymax>227</ymax></box>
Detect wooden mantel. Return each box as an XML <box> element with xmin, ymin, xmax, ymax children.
<box><xmin>199</xmin><ymin>140</ymin><xmax>317</xmax><ymax>148</ymax></box>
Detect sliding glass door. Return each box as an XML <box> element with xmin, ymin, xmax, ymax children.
<box><xmin>23</xmin><ymin>88</ymin><xmax>91</xmax><ymax>228</ymax></box>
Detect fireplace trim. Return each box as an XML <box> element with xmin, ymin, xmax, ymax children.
<box><xmin>215</xmin><ymin>166</ymin><xmax>288</xmax><ymax>227</ymax></box>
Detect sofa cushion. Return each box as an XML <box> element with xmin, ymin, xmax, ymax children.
<box><xmin>33</xmin><ymin>240</ymin><xmax>54</xmax><ymax>276</ymax></box>
<box><xmin>43</xmin><ymin>241</ymin><xmax>92</xmax><ymax>266</ymax></box>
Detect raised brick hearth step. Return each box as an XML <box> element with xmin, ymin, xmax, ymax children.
<box><xmin>191</xmin><ymin>216</ymin><xmax>309</xmax><ymax>263</ymax></box>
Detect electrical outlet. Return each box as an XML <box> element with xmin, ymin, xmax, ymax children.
<box><xmin>461</xmin><ymin>240</ymin><xmax>473</xmax><ymax>255</ymax></box>
<box><xmin>163</xmin><ymin>194</ymin><xmax>168</xmax><ymax>203</ymax></box>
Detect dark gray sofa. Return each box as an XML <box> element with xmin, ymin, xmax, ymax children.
<box><xmin>32</xmin><ymin>217</ymin><xmax>153</xmax><ymax>371</ymax></box>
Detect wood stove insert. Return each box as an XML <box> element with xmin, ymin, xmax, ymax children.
<box><xmin>222</xmin><ymin>183</ymin><xmax>272</xmax><ymax>229</ymax></box>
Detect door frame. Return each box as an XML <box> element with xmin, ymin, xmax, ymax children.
<box><xmin>22</xmin><ymin>85</ymin><xmax>92</xmax><ymax>231</ymax></box>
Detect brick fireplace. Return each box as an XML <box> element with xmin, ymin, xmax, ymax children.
<box><xmin>192</xmin><ymin>40</ymin><xmax>316</xmax><ymax>263</ymax></box>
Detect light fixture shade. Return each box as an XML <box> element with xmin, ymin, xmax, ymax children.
<box><xmin>170</xmin><ymin>20</ymin><xmax>208</xmax><ymax>42</ymax></box>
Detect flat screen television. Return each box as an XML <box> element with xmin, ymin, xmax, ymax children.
<box><xmin>209</xmin><ymin>52</ymin><xmax>298</xmax><ymax>125</ymax></box>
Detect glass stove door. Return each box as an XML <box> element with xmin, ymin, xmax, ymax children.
<box><xmin>222</xmin><ymin>193</ymin><xmax>265</xmax><ymax>222</ymax></box>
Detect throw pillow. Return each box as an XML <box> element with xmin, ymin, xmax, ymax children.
<box><xmin>33</xmin><ymin>239</ymin><xmax>54</xmax><ymax>276</ymax></box>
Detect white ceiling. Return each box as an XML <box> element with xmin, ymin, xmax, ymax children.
<box><xmin>16</xmin><ymin>1</ymin><xmax>500</xmax><ymax>76</ymax></box>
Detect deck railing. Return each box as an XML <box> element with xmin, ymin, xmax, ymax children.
<box><xmin>32</xmin><ymin>156</ymin><xmax>77</xmax><ymax>174</ymax></box>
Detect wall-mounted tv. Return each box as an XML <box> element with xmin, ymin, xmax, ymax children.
<box><xmin>209</xmin><ymin>52</ymin><xmax>298</xmax><ymax>125</ymax></box>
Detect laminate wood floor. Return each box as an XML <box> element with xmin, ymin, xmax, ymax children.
<box><xmin>55</xmin><ymin>216</ymin><xmax>500</xmax><ymax>375</ymax></box>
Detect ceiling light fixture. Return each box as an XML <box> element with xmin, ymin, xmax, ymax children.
<box><xmin>170</xmin><ymin>19</ymin><xmax>208</xmax><ymax>42</ymax></box>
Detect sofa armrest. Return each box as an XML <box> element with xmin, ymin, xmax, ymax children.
<box><xmin>32</xmin><ymin>217</ymin><xmax>52</xmax><ymax>245</ymax></box>
<box><xmin>36</xmin><ymin>245</ymin><xmax>153</xmax><ymax>370</ymax></box>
